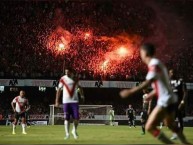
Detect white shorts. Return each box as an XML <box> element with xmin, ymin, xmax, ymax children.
<box><xmin>157</xmin><ymin>94</ymin><xmax>177</xmax><ymax>108</ymax></box>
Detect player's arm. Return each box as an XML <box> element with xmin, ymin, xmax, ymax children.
<box><xmin>120</xmin><ymin>64</ymin><xmax>158</xmax><ymax>98</ymax></box>
<box><xmin>179</xmin><ymin>81</ymin><xmax>187</xmax><ymax>110</ymax></box>
<box><xmin>78</xmin><ymin>85</ymin><xmax>85</xmax><ymax>102</ymax></box>
<box><xmin>120</xmin><ymin>79</ymin><xmax>153</xmax><ymax>98</ymax></box>
<box><xmin>55</xmin><ymin>88</ymin><xmax>62</xmax><ymax>107</ymax></box>
<box><xmin>11</xmin><ymin>98</ymin><xmax>16</xmax><ymax>112</ymax></box>
<box><xmin>55</xmin><ymin>79</ymin><xmax>63</xmax><ymax>107</ymax></box>
<box><xmin>145</xmin><ymin>90</ymin><xmax>156</xmax><ymax>101</ymax></box>
<box><xmin>11</xmin><ymin>101</ymin><xmax>16</xmax><ymax>112</ymax></box>
<box><xmin>126</xmin><ymin>109</ymin><xmax>128</xmax><ymax>117</ymax></box>
<box><xmin>25</xmin><ymin>100</ymin><xmax>31</xmax><ymax>112</ymax></box>
<box><xmin>148</xmin><ymin>100</ymin><xmax>152</xmax><ymax>115</ymax></box>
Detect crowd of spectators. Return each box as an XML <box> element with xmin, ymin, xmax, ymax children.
<box><xmin>1</xmin><ymin>0</ymin><xmax>192</xmax><ymax>81</ymax></box>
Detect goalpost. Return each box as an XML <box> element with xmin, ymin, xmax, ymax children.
<box><xmin>49</xmin><ymin>105</ymin><xmax>112</xmax><ymax>125</ymax></box>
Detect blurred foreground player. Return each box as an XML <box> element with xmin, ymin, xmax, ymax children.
<box><xmin>11</xmin><ymin>90</ymin><xmax>30</xmax><ymax>134</ymax></box>
<box><xmin>126</xmin><ymin>104</ymin><xmax>136</xmax><ymax>128</ymax></box>
<box><xmin>55</xmin><ymin>68</ymin><xmax>85</xmax><ymax>140</ymax></box>
<box><xmin>169</xmin><ymin>69</ymin><xmax>187</xmax><ymax>140</ymax></box>
<box><xmin>120</xmin><ymin>43</ymin><xmax>190</xmax><ymax>144</ymax></box>
<box><xmin>141</xmin><ymin>89</ymin><xmax>152</xmax><ymax>135</ymax></box>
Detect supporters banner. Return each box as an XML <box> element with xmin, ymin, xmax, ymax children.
<box><xmin>29</xmin><ymin>115</ymin><xmax>49</xmax><ymax>120</ymax></box>
<box><xmin>30</xmin><ymin>121</ymin><xmax>48</xmax><ymax>125</ymax></box>
<box><xmin>0</xmin><ymin>79</ymin><xmax>193</xmax><ymax>89</ymax></box>
<box><xmin>25</xmin><ymin>80</ymin><xmax>54</xmax><ymax>87</ymax></box>
<box><xmin>0</xmin><ymin>79</ymin><xmax>24</xmax><ymax>86</ymax></box>
<box><xmin>0</xmin><ymin>79</ymin><xmax>137</xmax><ymax>88</ymax></box>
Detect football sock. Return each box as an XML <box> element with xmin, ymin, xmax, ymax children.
<box><xmin>13</xmin><ymin>123</ymin><xmax>16</xmax><ymax>132</ymax></box>
<box><xmin>133</xmin><ymin>121</ymin><xmax>136</xmax><ymax>127</ymax></box>
<box><xmin>142</xmin><ymin>125</ymin><xmax>145</xmax><ymax>133</ymax></box>
<box><xmin>160</xmin><ymin>122</ymin><xmax>163</xmax><ymax>128</ymax></box>
<box><xmin>72</xmin><ymin>120</ymin><xmax>78</xmax><ymax>133</ymax></box>
<box><xmin>21</xmin><ymin>123</ymin><xmax>26</xmax><ymax>133</ymax></box>
<box><xmin>64</xmin><ymin>120</ymin><xmax>70</xmax><ymax>136</ymax></box>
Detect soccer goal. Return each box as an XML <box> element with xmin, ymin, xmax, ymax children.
<box><xmin>49</xmin><ymin>105</ymin><xmax>112</xmax><ymax>125</ymax></box>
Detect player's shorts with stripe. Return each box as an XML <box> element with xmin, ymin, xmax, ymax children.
<box><xmin>63</xmin><ymin>102</ymin><xmax>79</xmax><ymax>120</ymax></box>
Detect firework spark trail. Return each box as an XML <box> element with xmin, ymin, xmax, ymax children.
<box><xmin>45</xmin><ymin>25</ymin><xmax>143</xmax><ymax>76</ymax></box>
<box><xmin>42</xmin><ymin>2</ymin><xmax>147</xmax><ymax>76</ymax></box>
<box><xmin>47</xmin><ymin>26</ymin><xmax>72</xmax><ymax>55</ymax></box>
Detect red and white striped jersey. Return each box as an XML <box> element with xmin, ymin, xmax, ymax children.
<box><xmin>146</xmin><ymin>58</ymin><xmax>177</xmax><ymax>107</ymax></box>
<box><xmin>58</xmin><ymin>75</ymin><xmax>79</xmax><ymax>103</ymax></box>
<box><xmin>12</xmin><ymin>96</ymin><xmax>28</xmax><ymax>113</ymax></box>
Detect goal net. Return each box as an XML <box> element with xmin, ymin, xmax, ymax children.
<box><xmin>49</xmin><ymin>105</ymin><xmax>112</xmax><ymax>125</ymax></box>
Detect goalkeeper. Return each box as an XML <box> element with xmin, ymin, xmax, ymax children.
<box><xmin>109</xmin><ymin>106</ymin><xmax>115</xmax><ymax>126</ymax></box>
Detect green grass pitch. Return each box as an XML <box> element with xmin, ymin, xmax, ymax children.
<box><xmin>0</xmin><ymin>125</ymin><xmax>193</xmax><ymax>144</ymax></box>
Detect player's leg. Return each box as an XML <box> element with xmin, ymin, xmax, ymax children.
<box><xmin>128</xmin><ymin>117</ymin><xmax>131</xmax><ymax>128</ymax></box>
<box><xmin>12</xmin><ymin>118</ymin><xmax>18</xmax><ymax>134</ymax></box>
<box><xmin>170</xmin><ymin>106</ymin><xmax>178</xmax><ymax>140</ymax></box>
<box><xmin>145</xmin><ymin>106</ymin><xmax>174</xmax><ymax>144</ymax></box>
<box><xmin>112</xmin><ymin>116</ymin><xmax>115</xmax><ymax>126</ymax></box>
<box><xmin>110</xmin><ymin>116</ymin><xmax>114</xmax><ymax>126</ymax></box>
<box><xmin>159</xmin><ymin>122</ymin><xmax>163</xmax><ymax>129</ymax></box>
<box><xmin>133</xmin><ymin>117</ymin><xmax>136</xmax><ymax>127</ymax></box>
<box><xmin>6</xmin><ymin>118</ymin><xmax>9</xmax><ymax>126</ymax></box>
<box><xmin>141</xmin><ymin>120</ymin><xmax>145</xmax><ymax>134</ymax></box>
<box><xmin>25</xmin><ymin>112</ymin><xmax>31</xmax><ymax>128</ymax></box>
<box><xmin>12</xmin><ymin>113</ymin><xmax>19</xmax><ymax>134</ymax></box>
<box><xmin>63</xmin><ymin>103</ymin><xmax>70</xmax><ymax>139</ymax></box>
<box><xmin>170</xmin><ymin>104</ymin><xmax>185</xmax><ymax>140</ymax></box>
<box><xmin>71</xmin><ymin>103</ymin><xmax>79</xmax><ymax>139</ymax></box>
<box><xmin>178</xmin><ymin>110</ymin><xmax>184</xmax><ymax>131</ymax></box>
<box><xmin>21</xmin><ymin>114</ymin><xmax>27</xmax><ymax>134</ymax></box>
<box><xmin>109</xmin><ymin>117</ymin><xmax>112</xmax><ymax>126</ymax></box>
<box><xmin>141</xmin><ymin>119</ymin><xmax>146</xmax><ymax>135</ymax></box>
<box><xmin>164</xmin><ymin>108</ymin><xmax>190</xmax><ymax>144</ymax></box>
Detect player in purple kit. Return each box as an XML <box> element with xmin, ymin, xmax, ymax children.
<box><xmin>55</xmin><ymin>68</ymin><xmax>85</xmax><ymax>140</ymax></box>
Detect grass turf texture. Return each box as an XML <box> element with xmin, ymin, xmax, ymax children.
<box><xmin>0</xmin><ymin>125</ymin><xmax>193</xmax><ymax>144</ymax></box>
